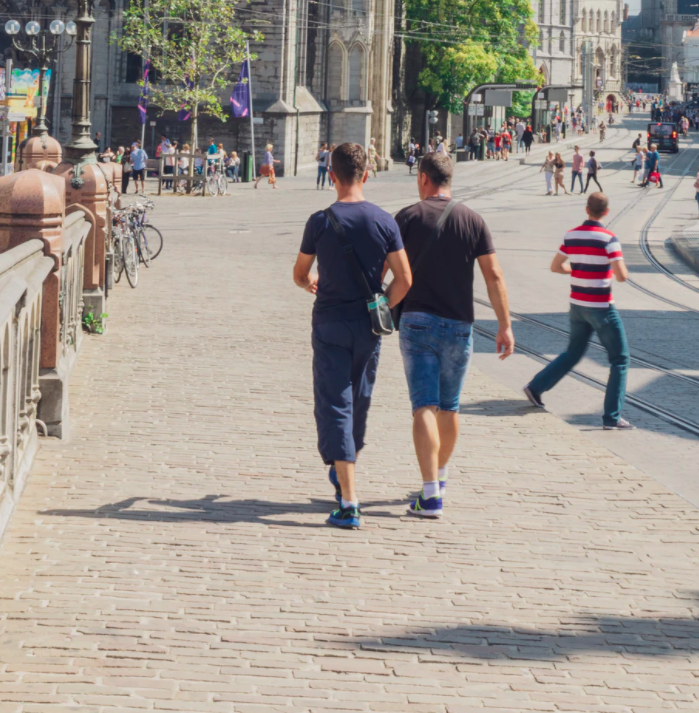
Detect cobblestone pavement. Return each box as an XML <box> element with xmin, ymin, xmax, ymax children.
<box><xmin>2</xmin><ymin>122</ymin><xmax>699</xmax><ymax>712</ymax></box>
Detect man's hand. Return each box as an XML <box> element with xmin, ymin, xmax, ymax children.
<box><xmin>305</xmin><ymin>273</ymin><xmax>319</xmax><ymax>294</ymax></box>
<box><xmin>496</xmin><ymin>326</ymin><xmax>515</xmax><ymax>360</ymax></box>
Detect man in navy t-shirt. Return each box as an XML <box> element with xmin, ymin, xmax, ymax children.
<box><xmin>293</xmin><ymin>143</ymin><xmax>412</xmax><ymax>530</ymax></box>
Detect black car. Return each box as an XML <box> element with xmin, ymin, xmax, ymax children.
<box><xmin>647</xmin><ymin>122</ymin><xmax>679</xmax><ymax>152</ymax></box>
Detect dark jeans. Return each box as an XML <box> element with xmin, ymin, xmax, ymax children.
<box><xmin>163</xmin><ymin>164</ymin><xmax>173</xmax><ymax>189</ymax></box>
<box><xmin>584</xmin><ymin>172</ymin><xmax>602</xmax><ymax>192</ymax></box>
<box><xmin>121</xmin><ymin>172</ymin><xmax>130</xmax><ymax>194</ymax></box>
<box><xmin>317</xmin><ymin>165</ymin><xmax>327</xmax><ymax>187</ymax></box>
<box><xmin>312</xmin><ymin>318</ymin><xmax>381</xmax><ymax>464</ymax></box>
<box><xmin>468</xmin><ymin>146</ymin><xmax>478</xmax><ymax>160</ymax></box>
<box><xmin>571</xmin><ymin>170</ymin><xmax>584</xmax><ymax>192</ymax></box>
<box><xmin>529</xmin><ymin>304</ymin><xmax>629</xmax><ymax>426</ymax></box>
<box><xmin>226</xmin><ymin>166</ymin><xmax>239</xmax><ymax>181</ymax></box>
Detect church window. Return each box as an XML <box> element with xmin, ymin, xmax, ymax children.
<box><xmin>559</xmin><ymin>32</ymin><xmax>565</xmax><ymax>52</ymax></box>
<box><xmin>349</xmin><ymin>44</ymin><xmax>365</xmax><ymax>101</ymax></box>
<box><xmin>581</xmin><ymin>9</ymin><xmax>587</xmax><ymax>32</ymax></box>
<box><xmin>327</xmin><ymin>42</ymin><xmax>344</xmax><ymax>100</ymax></box>
<box><xmin>560</xmin><ymin>0</ymin><xmax>566</xmax><ymax>25</ymax></box>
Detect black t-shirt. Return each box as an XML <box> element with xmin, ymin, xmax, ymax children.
<box><xmin>300</xmin><ymin>201</ymin><xmax>403</xmax><ymax>324</ymax></box>
<box><xmin>394</xmin><ymin>196</ymin><xmax>495</xmax><ymax>323</ymax></box>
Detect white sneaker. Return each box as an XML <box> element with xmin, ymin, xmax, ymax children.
<box><xmin>603</xmin><ymin>418</ymin><xmax>636</xmax><ymax>431</ymax></box>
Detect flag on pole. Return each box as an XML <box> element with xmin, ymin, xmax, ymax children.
<box><xmin>230</xmin><ymin>60</ymin><xmax>250</xmax><ymax>118</ymax></box>
<box><xmin>138</xmin><ymin>59</ymin><xmax>150</xmax><ymax>125</ymax></box>
<box><xmin>178</xmin><ymin>75</ymin><xmax>194</xmax><ymax>121</ymax></box>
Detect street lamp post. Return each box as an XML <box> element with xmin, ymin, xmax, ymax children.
<box><xmin>3</xmin><ymin>18</ymin><xmax>77</xmax><ymax>138</ymax></box>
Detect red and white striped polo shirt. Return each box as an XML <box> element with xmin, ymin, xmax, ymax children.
<box><xmin>559</xmin><ymin>221</ymin><xmax>623</xmax><ymax>308</ymax></box>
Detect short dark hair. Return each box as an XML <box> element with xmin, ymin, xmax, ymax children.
<box><xmin>331</xmin><ymin>143</ymin><xmax>367</xmax><ymax>184</ymax></box>
<box><xmin>587</xmin><ymin>192</ymin><xmax>608</xmax><ymax>218</ymax></box>
<box><xmin>418</xmin><ymin>152</ymin><xmax>453</xmax><ymax>188</ymax></box>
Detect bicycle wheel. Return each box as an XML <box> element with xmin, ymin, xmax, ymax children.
<box><xmin>113</xmin><ymin>235</ymin><xmax>124</xmax><ymax>284</ymax></box>
<box><xmin>123</xmin><ymin>237</ymin><xmax>139</xmax><ymax>288</ymax></box>
<box><xmin>144</xmin><ymin>224</ymin><xmax>164</xmax><ymax>260</ymax></box>
<box><xmin>206</xmin><ymin>174</ymin><xmax>219</xmax><ymax>196</ymax></box>
<box><xmin>138</xmin><ymin>229</ymin><xmax>151</xmax><ymax>268</ymax></box>
<box><xmin>218</xmin><ymin>174</ymin><xmax>228</xmax><ymax>196</ymax></box>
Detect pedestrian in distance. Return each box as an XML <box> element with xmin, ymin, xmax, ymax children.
<box><xmin>631</xmin><ymin>147</ymin><xmax>644</xmax><ymax>184</ymax></box>
<box><xmin>522</xmin><ymin>124</ymin><xmax>534</xmax><ymax>155</ymax></box>
<box><xmin>407</xmin><ymin>138</ymin><xmax>417</xmax><ymax>174</ymax></box>
<box><xmin>327</xmin><ymin>145</ymin><xmax>336</xmax><ymax>189</ymax></box>
<box><xmin>367</xmin><ymin>137</ymin><xmax>381</xmax><ymax>177</ymax></box>
<box><xmin>571</xmin><ymin>145</ymin><xmax>584</xmax><ymax>193</ymax></box>
<box><xmin>694</xmin><ymin>170</ymin><xmax>699</xmax><ymax>213</ymax></box>
<box><xmin>130</xmin><ymin>141</ymin><xmax>148</xmax><ymax>194</ymax></box>
<box><xmin>553</xmin><ymin>152</ymin><xmax>570</xmax><ymax>195</ymax></box>
<box><xmin>540</xmin><ymin>151</ymin><xmax>555</xmax><ymax>195</ymax></box>
<box><xmin>292</xmin><ymin>143</ymin><xmax>412</xmax><ymax>530</ymax></box>
<box><xmin>494</xmin><ymin>132</ymin><xmax>502</xmax><ymax>159</ymax></box>
<box><xmin>599</xmin><ymin>120</ymin><xmax>606</xmax><ymax>141</ymax></box>
<box><xmin>121</xmin><ymin>146</ymin><xmax>132</xmax><ymax>194</ymax></box>
<box><xmin>584</xmin><ymin>150</ymin><xmax>602</xmax><ymax>193</ymax></box>
<box><xmin>468</xmin><ymin>130</ymin><xmax>480</xmax><ymax>161</ymax></box>
<box><xmin>502</xmin><ymin>129</ymin><xmax>511</xmax><ymax>160</ymax></box>
<box><xmin>486</xmin><ymin>127</ymin><xmax>495</xmax><ymax>159</ymax></box>
<box><xmin>163</xmin><ymin>140</ymin><xmax>177</xmax><ymax>189</ymax></box>
<box><xmin>226</xmin><ymin>151</ymin><xmax>240</xmax><ymax>182</ymax></box>
<box><xmin>393</xmin><ymin>152</ymin><xmax>514</xmax><ymax>518</ymax></box>
<box><xmin>255</xmin><ymin>143</ymin><xmax>279</xmax><ymax>189</ymax></box>
<box><xmin>515</xmin><ymin>119</ymin><xmax>525</xmax><ymax>152</ymax></box>
<box><xmin>524</xmin><ymin>192</ymin><xmax>634</xmax><ymax>431</ymax></box>
<box><xmin>115</xmin><ymin>146</ymin><xmax>125</xmax><ymax>164</ymax></box>
<box><xmin>316</xmin><ymin>142</ymin><xmax>330</xmax><ymax>189</ymax></box>
<box><xmin>455</xmin><ymin>133</ymin><xmax>464</xmax><ymax>150</ymax></box>
<box><xmin>632</xmin><ymin>133</ymin><xmax>643</xmax><ymax>152</ymax></box>
<box><xmin>640</xmin><ymin>143</ymin><xmax>663</xmax><ymax>189</ymax></box>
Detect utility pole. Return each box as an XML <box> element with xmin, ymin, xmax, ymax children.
<box><xmin>582</xmin><ymin>40</ymin><xmax>594</xmax><ymax>133</ymax></box>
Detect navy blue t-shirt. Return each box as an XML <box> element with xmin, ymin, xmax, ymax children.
<box><xmin>300</xmin><ymin>201</ymin><xmax>404</xmax><ymax>324</ymax></box>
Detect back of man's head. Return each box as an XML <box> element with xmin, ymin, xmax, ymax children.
<box><xmin>418</xmin><ymin>152</ymin><xmax>453</xmax><ymax>188</ymax></box>
<box><xmin>587</xmin><ymin>192</ymin><xmax>608</xmax><ymax>219</ymax></box>
<box><xmin>331</xmin><ymin>143</ymin><xmax>367</xmax><ymax>184</ymax></box>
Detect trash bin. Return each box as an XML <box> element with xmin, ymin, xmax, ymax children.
<box><xmin>242</xmin><ymin>151</ymin><xmax>253</xmax><ymax>183</ymax></box>
<box><xmin>479</xmin><ymin>141</ymin><xmax>486</xmax><ymax>161</ymax></box>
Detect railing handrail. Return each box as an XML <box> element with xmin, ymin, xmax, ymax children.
<box><xmin>0</xmin><ymin>239</ymin><xmax>45</xmax><ymax>277</ymax></box>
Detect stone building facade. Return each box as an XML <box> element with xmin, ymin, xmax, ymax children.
<box><xmin>531</xmin><ymin>0</ymin><xmax>576</xmax><ymax>88</ymax></box>
<box><xmin>0</xmin><ymin>0</ymin><xmax>395</xmax><ymax>177</ymax></box>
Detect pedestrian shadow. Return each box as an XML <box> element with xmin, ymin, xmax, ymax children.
<box><xmin>346</xmin><ymin>603</ymin><xmax>699</xmax><ymax>660</ymax></box>
<box><xmin>459</xmin><ymin>399</ymin><xmax>536</xmax><ymax>417</ymax></box>
<box><xmin>41</xmin><ymin>494</ymin><xmax>408</xmax><ymax>527</ymax></box>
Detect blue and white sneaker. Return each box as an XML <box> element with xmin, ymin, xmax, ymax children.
<box><xmin>327</xmin><ymin>505</ymin><xmax>361</xmax><ymax>529</ymax></box>
<box><xmin>408</xmin><ymin>492</ymin><xmax>443</xmax><ymax>518</ymax></box>
<box><xmin>328</xmin><ymin>466</ymin><xmax>342</xmax><ymax>503</ymax></box>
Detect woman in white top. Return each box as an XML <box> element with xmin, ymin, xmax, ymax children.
<box><xmin>177</xmin><ymin>143</ymin><xmax>190</xmax><ymax>193</ymax></box>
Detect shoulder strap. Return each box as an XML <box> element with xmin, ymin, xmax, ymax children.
<box><xmin>409</xmin><ymin>199</ymin><xmax>458</xmax><ymax>279</ymax></box>
<box><xmin>324</xmin><ymin>207</ymin><xmax>374</xmax><ymax>300</ymax></box>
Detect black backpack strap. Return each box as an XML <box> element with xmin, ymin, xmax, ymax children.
<box><xmin>409</xmin><ymin>199</ymin><xmax>458</xmax><ymax>278</ymax></box>
<box><xmin>324</xmin><ymin>207</ymin><xmax>374</xmax><ymax>301</ymax></box>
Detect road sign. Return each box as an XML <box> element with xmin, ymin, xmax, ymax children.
<box><xmin>472</xmin><ymin>93</ymin><xmax>482</xmax><ymax>103</ymax></box>
<box><xmin>535</xmin><ymin>100</ymin><xmax>548</xmax><ymax>110</ymax></box>
<box><xmin>467</xmin><ymin>106</ymin><xmax>485</xmax><ymax>116</ymax></box>
<box><xmin>149</xmin><ymin>121</ymin><xmax>156</xmax><ymax>127</ymax></box>
<box><xmin>484</xmin><ymin>89</ymin><xmax>512</xmax><ymax>107</ymax></box>
<box><xmin>7</xmin><ymin>112</ymin><xmax>25</xmax><ymax>121</ymax></box>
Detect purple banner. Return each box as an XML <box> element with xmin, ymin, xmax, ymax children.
<box><xmin>138</xmin><ymin>59</ymin><xmax>150</xmax><ymax>125</ymax></box>
<box><xmin>230</xmin><ymin>60</ymin><xmax>250</xmax><ymax>118</ymax></box>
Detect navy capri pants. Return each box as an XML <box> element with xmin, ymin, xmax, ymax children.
<box><xmin>312</xmin><ymin>318</ymin><xmax>381</xmax><ymax>464</ymax></box>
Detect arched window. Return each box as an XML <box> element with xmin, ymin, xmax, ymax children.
<box><xmin>581</xmin><ymin>9</ymin><xmax>587</xmax><ymax>32</ymax></box>
<box><xmin>559</xmin><ymin>32</ymin><xmax>565</xmax><ymax>53</ymax></box>
<box><xmin>611</xmin><ymin>11</ymin><xmax>616</xmax><ymax>29</ymax></box>
<box><xmin>610</xmin><ymin>46</ymin><xmax>618</xmax><ymax>77</ymax></box>
<box><xmin>539</xmin><ymin>0</ymin><xmax>544</xmax><ymax>23</ymax></box>
<box><xmin>596</xmin><ymin>10</ymin><xmax>601</xmax><ymax>33</ymax></box>
<box><xmin>603</xmin><ymin>11</ymin><xmax>608</xmax><ymax>32</ymax></box>
<box><xmin>348</xmin><ymin>44</ymin><xmax>365</xmax><ymax>102</ymax></box>
<box><xmin>352</xmin><ymin>0</ymin><xmax>363</xmax><ymax>16</ymax></box>
<box><xmin>327</xmin><ymin>42</ymin><xmax>344</xmax><ymax>101</ymax></box>
<box><xmin>560</xmin><ymin>0</ymin><xmax>566</xmax><ymax>25</ymax></box>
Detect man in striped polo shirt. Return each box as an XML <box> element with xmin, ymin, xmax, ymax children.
<box><xmin>524</xmin><ymin>193</ymin><xmax>635</xmax><ymax>430</ymax></box>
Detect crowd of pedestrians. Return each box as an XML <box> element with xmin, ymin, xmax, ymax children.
<box><xmin>293</xmin><ymin>143</ymin><xmax>634</xmax><ymax>530</ymax></box>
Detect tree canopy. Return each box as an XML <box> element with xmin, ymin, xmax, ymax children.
<box><xmin>116</xmin><ymin>0</ymin><xmax>260</xmax><ymax>150</ymax></box>
<box><xmin>403</xmin><ymin>0</ymin><xmax>539</xmax><ymax>113</ymax></box>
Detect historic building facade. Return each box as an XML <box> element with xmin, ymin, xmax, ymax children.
<box><xmin>0</xmin><ymin>0</ymin><xmax>395</xmax><ymax>176</ymax></box>
<box><xmin>531</xmin><ymin>0</ymin><xmax>576</xmax><ymax>88</ymax></box>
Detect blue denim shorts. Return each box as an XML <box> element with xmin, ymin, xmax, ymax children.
<box><xmin>399</xmin><ymin>311</ymin><xmax>473</xmax><ymax>413</ymax></box>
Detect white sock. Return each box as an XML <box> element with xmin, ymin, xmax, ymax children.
<box><xmin>423</xmin><ymin>481</ymin><xmax>440</xmax><ymax>499</ymax></box>
<box><xmin>341</xmin><ymin>497</ymin><xmax>358</xmax><ymax>509</ymax></box>
<box><xmin>438</xmin><ymin>466</ymin><xmax>449</xmax><ymax>482</ymax></box>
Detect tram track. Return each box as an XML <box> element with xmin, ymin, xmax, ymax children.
<box><xmin>473</xmin><ymin>323</ymin><xmax>699</xmax><ymax>438</ymax></box>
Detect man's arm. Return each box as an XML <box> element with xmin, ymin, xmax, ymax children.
<box><xmin>293</xmin><ymin>252</ymin><xmax>319</xmax><ymax>294</ymax></box>
<box><xmin>550</xmin><ymin>252</ymin><xmax>572</xmax><ymax>274</ymax></box>
<box><xmin>384</xmin><ymin>249</ymin><xmax>412</xmax><ymax>308</ymax></box>
<box><xmin>477</xmin><ymin>253</ymin><xmax>514</xmax><ymax>360</ymax></box>
<box><xmin>611</xmin><ymin>258</ymin><xmax>628</xmax><ymax>282</ymax></box>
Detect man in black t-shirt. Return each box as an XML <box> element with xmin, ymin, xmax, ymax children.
<box><xmin>293</xmin><ymin>143</ymin><xmax>412</xmax><ymax>530</ymax></box>
<box><xmin>394</xmin><ymin>152</ymin><xmax>514</xmax><ymax>518</ymax></box>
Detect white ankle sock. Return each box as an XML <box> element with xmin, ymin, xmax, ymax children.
<box><xmin>423</xmin><ymin>481</ymin><xmax>440</xmax><ymax>499</ymax></box>
<box><xmin>341</xmin><ymin>497</ymin><xmax>358</xmax><ymax>509</ymax></box>
<box><xmin>438</xmin><ymin>466</ymin><xmax>449</xmax><ymax>482</ymax></box>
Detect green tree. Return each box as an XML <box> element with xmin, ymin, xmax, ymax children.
<box><xmin>116</xmin><ymin>0</ymin><xmax>260</xmax><ymax>157</ymax></box>
<box><xmin>403</xmin><ymin>0</ymin><xmax>539</xmax><ymax>113</ymax></box>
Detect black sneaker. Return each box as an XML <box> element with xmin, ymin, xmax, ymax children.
<box><xmin>603</xmin><ymin>418</ymin><xmax>636</xmax><ymax>431</ymax></box>
<box><xmin>523</xmin><ymin>384</ymin><xmax>545</xmax><ymax>408</ymax></box>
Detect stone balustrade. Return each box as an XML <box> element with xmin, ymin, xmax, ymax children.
<box><xmin>0</xmin><ymin>239</ymin><xmax>54</xmax><ymax>537</ymax></box>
